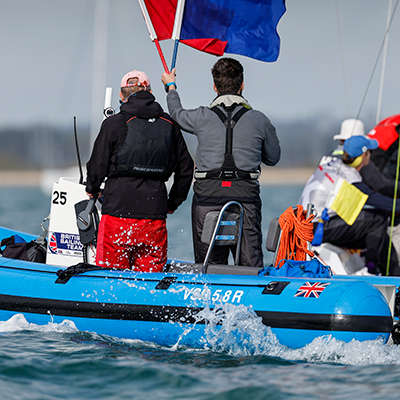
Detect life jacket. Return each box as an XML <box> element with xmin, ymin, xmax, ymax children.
<box><xmin>299</xmin><ymin>158</ymin><xmax>362</xmax><ymax>220</ymax></box>
<box><xmin>109</xmin><ymin>115</ymin><xmax>176</xmax><ymax>181</ymax></box>
<box><xmin>194</xmin><ymin>104</ymin><xmax>260</xmax><ymax>181</ymax></box>
<box><xmin>318</xmin><ymin>145</ymin><xmax>343</xmax><ymax>166</ymax></box>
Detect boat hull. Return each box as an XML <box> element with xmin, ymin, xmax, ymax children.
<box><xmin>0</xmin><ymin>255</ymin><xmax>393</xmax><ymax>349</ymax></box>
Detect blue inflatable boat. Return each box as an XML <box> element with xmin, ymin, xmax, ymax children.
<box><xmin>0</xmin><ymin>225</ymin><xmax>396</xmax><ymax>349</ymax></box>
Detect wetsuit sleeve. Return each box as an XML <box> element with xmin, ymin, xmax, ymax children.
<box><xmin>360</xmin><ymin>161</ymin><xmax>400</xmax><ymax>197</ymax></box>
<box><xmin>85</xmin><ymin>117</ymin><xmax>120</xmax><ymax>196</ymax></box>
<box><xmin>167</xmin><ymin>122</ymin><xmax>194</xmax><ymax>212</ymax></box>
<box><xmin>353</xmin><ymin>181</ymin><xmax>400</xmax><ymax>213</ymax></box>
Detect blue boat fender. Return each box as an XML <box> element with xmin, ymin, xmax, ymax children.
<box><xmin>334</xmin><ymin>280</ymin><xmax>393</xmax><ymax>342</ymax></box>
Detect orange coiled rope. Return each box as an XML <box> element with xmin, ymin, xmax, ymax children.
<box><xmin>275</xmin><ymin>205</ymin><xmax>315</xmax><ymax>268</ymax></box>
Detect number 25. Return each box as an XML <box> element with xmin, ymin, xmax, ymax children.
<box><xmin>52</xmin><ymin>191</ymin><xmax>67</xmax><ymax>205</ymax></box>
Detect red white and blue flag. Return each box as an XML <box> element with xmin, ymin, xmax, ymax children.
<box><xmin>294</xmin><ymin>282</ymin><xmax>330</xmax><ymax>299</ymax></box>
<box><xmin>140</xmin><ymin>0</ymin><xmax>286</xmax><ymax>63</ymax></box>
<box><xmin>49</xmin><ymin>233</ymin><xmax>58</xmax><ymax>254</ymax></box>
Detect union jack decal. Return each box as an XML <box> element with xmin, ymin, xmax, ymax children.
<box><xmin>49</xmin><ymin>233</ymin><xmax>58</xmax><ymax>254</ymax></box>
<box><xmin>294</xmin><ymin>282</ymin><xmax>330</xmax><ymax>298</ymax></box>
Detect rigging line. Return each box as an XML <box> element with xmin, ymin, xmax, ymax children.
<box><xmin>376</xmin><ymin>0</ymin><xmax>393</xmax><ymax>124</ymax></box>
<box><xmin>334</xmin><ymin>0</ymin><xmax>349</xmax><ymax>117</ymax></box>
<box><xmin>386</xmin><ymin>137</ymin><xmax>400</xmax><ymax>276</ymax></box>
<box><xmin>355</xmin><ymin>0</ymin><xmax>399</xmax><ymax>122</ymax></box>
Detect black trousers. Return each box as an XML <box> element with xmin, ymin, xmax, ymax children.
<box><xmin>322</xmin><ymin>209</ymin><xmax>400</xmax><ymax>276</ymax></box>
<box><xmin>191</xmin><ymin>195</ymin><xmax>263</xmax><ymax>269</ymax></box>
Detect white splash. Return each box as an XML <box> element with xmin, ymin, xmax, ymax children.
<box><xmin>170</xmin><ymin>301</ymin><xmax>400</xmax><ymax>365</ymax></box>
<box><xmin>283</xmin><ymin>334</ymin><xmax>400</xmax><ymax>365</ymax></box>
<box><xmin>0</xmin><ymin>314</ymin><xmax>78</xmax><ymax>334</ymax></box>
<box><xmin>3</xmin><ymin>308</ymin><xmax>400</xmax><ymax>366</ymax></box>
<box><xmin>193</xmin><ymin>302</ymin><xmax>285</xmax><ymax>357</ymax></box>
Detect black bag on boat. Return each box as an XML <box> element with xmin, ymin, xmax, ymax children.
<box><xmin>0</xmin><ymin>234</ymin><xmax>47</xmax><ymax>263</ymax></box>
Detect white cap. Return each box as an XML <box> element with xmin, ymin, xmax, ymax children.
<box><xmin>333</xmin><ymin>119</ymin><xmax>365</xmax><ymax>141</ymax></box>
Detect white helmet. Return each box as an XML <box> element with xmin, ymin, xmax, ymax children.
<box><xmin>333</xmin><ymin>119</ymin><xmax>365</xmax><ymax>141</ymax></box>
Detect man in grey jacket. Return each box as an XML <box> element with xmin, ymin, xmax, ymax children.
<box><xmin>162</xmin><ymin>58</ymin><xmax>280</xmax><ymax>268</ymax></box>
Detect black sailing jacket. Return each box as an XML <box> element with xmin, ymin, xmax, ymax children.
<box><xmin>86</xmin><ymin>91</ymin><xmax>194</xmax><ymax>219</ymax></box>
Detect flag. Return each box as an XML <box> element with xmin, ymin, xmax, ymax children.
<box><xmin>294</xmin><ymin>282</ymin><xmax>330</xmax><ymax>299</ymax></box>
<box><xmin>142</xmin><ymin>0</ymin><xmax>176</xmax><ymax>41</ymax></box>
<box><xmin>327</xmin><ymin>178</ymin><xmax>368</xmax><ymax>226</ymax></box>
<box><xmin>143</xmin><ymin>0</ymin><xmax>286</xmax><ymax>62</ymax></box>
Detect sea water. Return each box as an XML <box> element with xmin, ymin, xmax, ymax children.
<box><xmin>1</xmin><ymin>185</ymin><xmax>400</xmax><ymax>400</ymax></box>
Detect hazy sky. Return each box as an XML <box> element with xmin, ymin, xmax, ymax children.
<box><xmin>1</xmin><ymin>0</ymin><xmax>399</xmax><ymax>137</ymax></box>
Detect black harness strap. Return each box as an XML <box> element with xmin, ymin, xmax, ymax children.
<box><xmin>195</xmin><ymin>104</ymin><xmax>258</xmax><ymax>181</ymax></box>
<box><xmin>211</xmin><ymin>105</ymin><xmax>249</xmax><ymax>156</ymax></box>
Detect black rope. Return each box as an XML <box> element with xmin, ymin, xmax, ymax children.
<box><xmin>55</xmin><ymin>263</ymin><xmax>113</xmax><ymax>284</ymax></box>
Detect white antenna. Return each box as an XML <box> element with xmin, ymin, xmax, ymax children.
<box><xmin>103</xmin><ymin>87</ymin><xmax>113</xmax><ymax>119</ymax></box>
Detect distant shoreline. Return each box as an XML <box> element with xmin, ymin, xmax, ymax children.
<box><xmin>0</xmin><ymin>168</ymin><xmax>314</xmax><ymax>187</ymax></box>
<box><xmin>0</xmin><ymin>171</ymin><xmax>42</xmax><ymax>187</ymax></box>
<box><xmin>258</xmin><ymin>167</ymin><xmax>313</xmax><ymax>185</ymax></box>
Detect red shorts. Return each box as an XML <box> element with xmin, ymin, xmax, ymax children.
<box><xmin>96</xmin><ymin>214</ymin><xmax>167</xmax><ymax>272</ymax></box>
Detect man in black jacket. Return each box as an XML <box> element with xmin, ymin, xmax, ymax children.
<box><xmin>86</xmin><ymin>70</ymin><xmax>194</xmax><ymax>272</ymax></box>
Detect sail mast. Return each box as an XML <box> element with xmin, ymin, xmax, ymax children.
<box><xmin>376</xmin><ymin>0</ymin><xmax>393</xmax><ymax>124</ymax></box>
<box><xmin>90</xmin><ymin>0</ymin><xmax>109</xmax><ymax>146</ymax></box>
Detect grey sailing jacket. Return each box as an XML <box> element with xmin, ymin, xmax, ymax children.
<box><xmin>167</xmin><ymin>90</ymin><xmax>280</xmax><ymax>201</ymax></box>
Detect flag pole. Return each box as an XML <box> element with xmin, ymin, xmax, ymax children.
<box><xmin>171</xmin><ymin>40</ymin><xmax>180</xmax><ymax>71</ymax></box>
<box><xmin>154</xmin><ymin>39</ymin><xmax>170</xmax><ymax>73</ymax></box>
<box><xmin>137</xmin><ymin>0</ymin><xmax>170</xmax><ymax>73</ymax></box>
<box><xmin>171</xmin><ymin>0</ymin><xmax>186</xmax><ymax>70</ymax></box>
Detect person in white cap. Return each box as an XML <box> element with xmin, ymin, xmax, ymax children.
<box><xmin>319</xmin><ymin>119</ymin><xmax>399</xmax><ymax>197</ymax></box>
<box><xmin>319</xmin><ymin>118</ymin><xmax>365</xmax><ymax>166</ymax></box>
<box><xmin>85</xmin><ymin>70</ymin><xmax>194</xmax><ymax>272</ymax></box>
<box><xmin>300</xmin><ymin>135</ymin><xmax>400</xmax><ymax>275</ymax></box>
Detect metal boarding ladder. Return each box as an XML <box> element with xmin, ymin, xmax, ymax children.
<box><xmin>202</xmin><ymin>201</ymin><xmax>244</xmax><ymax>273</ymax></box>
